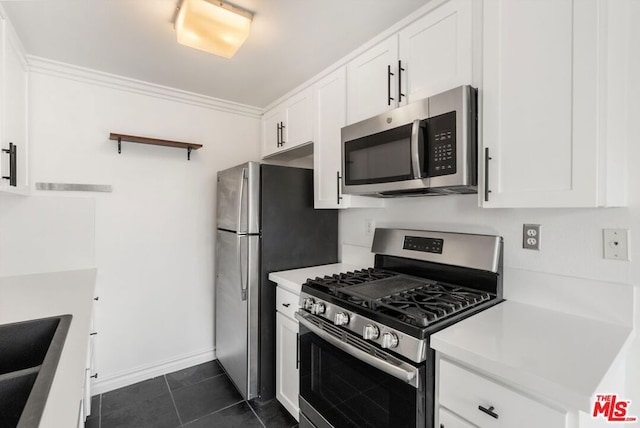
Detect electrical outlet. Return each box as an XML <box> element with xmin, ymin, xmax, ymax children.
<box><xmin>365</xmin><ymin>219</ymin><xmax>375</xmax><ymax>237</ymax></box>
<box><xmin>522</xmin><ymin>224</ymin><xmax>541</xmax><ymax>250</ymax></box>
<box><xmin>603</xmin><ymin>229</ymin><xmax>629</xmax><ymax>261</ymax></box>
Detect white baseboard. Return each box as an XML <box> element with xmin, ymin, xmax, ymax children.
<box><xmin>92</xmin><ymin>348</ymin><xmax>216</xmax><ymax>395</ymax></box>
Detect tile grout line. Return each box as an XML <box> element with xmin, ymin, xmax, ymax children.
<box><xmin>164</xmin><ymin>375</ymin><xmax>185</xmax><ymax>427</ymax></box>
<box><xmin>246</xmin><ymin>400</ymin><xmax>267</xmax><ymax>428</ymax></box>
<box><xmin>181</xmin><ymin>399</ymin><xmax>245</xmax><ymax>426</ymax></box>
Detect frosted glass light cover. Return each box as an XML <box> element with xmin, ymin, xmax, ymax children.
<box><xmin>175</xmin><ymin>0</ymin><xmax>252</xmax><ymax>59</ymax></box>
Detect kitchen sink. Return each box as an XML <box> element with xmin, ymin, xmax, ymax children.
<box><xmin>0</xmin><ymin>315</ymin><xmax>72</xmax><ymax>428</ymax></box>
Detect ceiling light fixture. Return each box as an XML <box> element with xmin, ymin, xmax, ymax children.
<box><xmin>175</xmin><ymin>0</ymin><xmax>253</xmax><ymax>59</ymax></box>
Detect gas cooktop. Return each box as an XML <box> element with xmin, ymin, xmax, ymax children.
<box><xmin>297</xmin><ymin>229</ymin><xmax>504</xmax><ymax>363</ymax></box>
<box><xmin>304</xmin><ymin>268</ymin><xmax>493</xmax><ymax>328</ymax></box>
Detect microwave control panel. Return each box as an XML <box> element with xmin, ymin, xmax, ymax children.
<box><xmin>426</xmin><ymin>111</ymin><xmax>457</xmax><ymax>177</ymax></box>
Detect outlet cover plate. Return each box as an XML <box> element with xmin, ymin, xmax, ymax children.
<box><xmin>603</xmin><ymin>229</ymin><xmax>629</xmax><ymax>261</ymax></box>
<box><xmin>365</xmin><ymin>219</ymin><xmax>375</xmax><ymax>237</ymax></box>
<box><xmin>523</xmin><ymin>224</ymin><xmax>541</xmax><ymax>250</ymax></box>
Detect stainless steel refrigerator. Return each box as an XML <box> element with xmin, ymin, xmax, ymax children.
<box><xmin>215</xmin><ymin>162</ymin><xmax>338</xmax><ymax>401</ymax></box>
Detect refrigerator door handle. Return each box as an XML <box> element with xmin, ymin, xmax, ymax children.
<box><xmin>237</xmin><ymin>167</ymin><xmax>247</xmax><ymax>234</ymax></box>
<box><xmin>237</xmin><ymin>235</ymin><xmax>248</xmax><ymax>301</ymax></box>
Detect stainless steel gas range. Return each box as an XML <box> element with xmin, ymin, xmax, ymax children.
<box><xmin>295</xmin><ymin>228</ymin><xmax>503</xmax><ymax>428</ymax></box>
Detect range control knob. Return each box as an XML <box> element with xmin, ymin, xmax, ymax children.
<box><xmin>334</xmin><ymin>312</ymin><xmax>350</xmax><ymax>326</ymax></box>
<box><xmin>381</xmin><ymin>332</ymin><xmax>399</xmax><ymax>349</ymax></box>
<box><xmin>302</xmin><ymin>298</ymin><xmax>315</xmax><ymax>311</ymax></box>
<box><xmin>363</xmin><ymin>324</ymin><xmax>380</xmax><ymax>340</ymax></box>
<box><xmin>311</xmin><ymin>302</ymin><xmax>326</xmax><ymax>315</ymax></box>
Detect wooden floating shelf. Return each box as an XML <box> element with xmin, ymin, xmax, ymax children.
<box><xmin>110</xmin><ymin>133</ymin><xmax>203</xmax><ymax>160</ymax></box>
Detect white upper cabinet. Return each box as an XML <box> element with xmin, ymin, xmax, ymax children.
<box><xmin>346</xmin><ymin>36</ymin><xmax>398</xmax><ymax>124</ymax></box>
<box><xmin>481</xmin><ymin>0</ymin><xmax>628</xmax><ymax>207</ymax></box>
<box><xmin>347</xmin><ymin>0</ymin><xmax>473</xmax><ymax>125</ymax></box>
<box><xmin>0</xmin><ymin>15</ymin><xmax>29</xmax><ymax>194</ymax></box>
<box><xmin>262</xmin><ymin>88</ymin><xmax>312</xmax><ymax>159</ymax></box>
<box><xmin>398</xmin><ymin>0</ymin><xmax>473</xmax><ymax>104</ymax></box>
<box><xmin>313</xmin><ymin>68</ymin><xmax>384</xmax><ymax>209</ymax></box>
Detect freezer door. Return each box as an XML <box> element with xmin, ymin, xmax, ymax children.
<box><xmin>216</xmin><ymin>162</ymin><xmax>260</xmax><ymax>234</ymax></box>
<box><xmin>215</xmin><ymin>230</ymin><xmax>260</xmax><ymax>400</ymax></box>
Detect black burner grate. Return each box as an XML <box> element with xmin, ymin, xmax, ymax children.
<box><xmin>303</xmin><ymin>268</ymin><xmax>492</xmax><ymax>329</ymax></box>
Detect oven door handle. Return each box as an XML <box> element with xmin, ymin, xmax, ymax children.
<box><xmin>410</xmin><ymin>119</ymin><xmax>424</xmax><ymax>179</ymax></box>
<box><xmin>296</xmin><ymin>312</ymin><xmax>420</xmax><ymax>389</ymax></box>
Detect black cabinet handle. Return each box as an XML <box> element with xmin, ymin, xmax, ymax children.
<box><xmin>478</xmin><ymin>405</ymin><xmax>499</xmax><ymax>419</ymax></box>
<box><xmin>484</xmin><ymin>147</ymin><xmax>492</xmax><ymax>202</ymax></box>
<box><xmin>336</xmin><ymin>171</ymin><xmax>343</xmax><ymax>205</ymax></box>
<box><xmin>90</xmin><ymin>373</ymin><xmax>99</xmax><ymax>379</ymax></box>
<box><xmin>282</xmin><ymin>303</ymin><xmax>290</xmax><ymax>308</ymax></box>
<box><xmin>276</xmin><ymin>123</ymin><xmax>281</xmax><ymax>147</ymax></box>
<box><xmin>280</xmin><ymin>122</ymin><xmax>286</xmax><ymax>146</ymax></box>
<box><xmin>387</xmin><ymin>65</ymin><xmax>395</xmax><ymax>106</ymax></box>
<box><xmin>398</xmin><ymin>60</ymin><xmax>405</xmax><ymax>103</ymax></box>
<box><xmin>2</xmin><ymin>142</ymin><xmax>17</xmax><ymax>187</ymax></box>
<box><xmin>296</xmin><ymin>332</ymin><xmax>300</xmax><ymax>370</ymax></box>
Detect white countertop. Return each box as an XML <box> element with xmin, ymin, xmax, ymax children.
<box><xmin>0</xmin><ymin>269</ymin><xmax>97</xmax><ymax>428</ymax></box>
<box><xmin>431</xmin><ymin>301</ymin><xmax>632</xmax><ymax>412</ymax></box>
<box><xmin>268</xmin><ymin>263</ymin><xmax>367</xmax><ymax>294</ymax></box>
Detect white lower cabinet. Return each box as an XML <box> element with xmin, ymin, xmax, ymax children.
<box><xmin>439</xmin><ymin>407</ymin><xmax>477</xmax><ymax>428</ymax></box>
<box><xmin>275</xmin><ymin>287</ymin><xmax>300</xmax><ymax>421</ymax></box>
<box><xmin>438</xmin><ymin>359</ymin><xmax>568</xmax><ymax>428</ymax></box>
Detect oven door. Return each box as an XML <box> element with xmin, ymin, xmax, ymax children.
<box><xmin>296</xmin><ymin>313</ymin><xmax>427</xmax><ymax>428</ymax></box>
<box><xmin>342</xmin><ymin>120</ymin><xmax>427</xmax><ymax>195</ymax></box>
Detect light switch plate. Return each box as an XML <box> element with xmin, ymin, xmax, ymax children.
<box><xmin>603</xmin><ymin>229</ymin><xmax>629</xmax><ymax>261</ymax></box>
<box><xmin>523</xmin><ymin>224</ymin><xmax>541</xmax><ymax>250</ymax></box>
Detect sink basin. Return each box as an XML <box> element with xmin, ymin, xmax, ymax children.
<box><xmin>0</xmin><ymin>315</ymin><xmax>72</xmax><ymax>428</ymax></box>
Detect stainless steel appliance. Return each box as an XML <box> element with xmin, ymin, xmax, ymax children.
<box><xmin>215</xmin><ymin>162</ymin><xmax>338</xmax><ymax>401</ymax></box>
<box><xmin>296</xmin><ymin>228</ymin><xmax>503</xmax><ymax>428</ymax></box>
<box><xmin>341</xmin><ymin>85</ymin><xmax>477</xmax><ymax>196</ymax></box>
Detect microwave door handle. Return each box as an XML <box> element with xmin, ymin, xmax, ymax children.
<box><xmin>410</xmin><ymin>119</ymin><xmax>423</xmax><ymax>179</ymax></box>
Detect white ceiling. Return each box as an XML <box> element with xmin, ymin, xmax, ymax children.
<box><xmin>2</xmin><ymin>0</ymin><xmax>430</xmax><ymax>108</ymax></box>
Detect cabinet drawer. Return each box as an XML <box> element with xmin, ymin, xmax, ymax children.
<box><xmin>439</xmin><ymin>359</ymin><xmax>566</xmax><ymax>428</ymax></box>
<box><xmin>276</xmin><ymin>287</ymin><xmax>299</xmax><ymax>319</ymax></box>
<box><xmin>439</xmin><ymin>407</ymin><xmax>477</xmax><ymax>428</ymax></box>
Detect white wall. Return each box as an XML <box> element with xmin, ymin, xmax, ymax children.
<box><xmin>21</xmin><ymin>69</ymin><xmax>261</xmax><ymax>392</ymax></box>
<box><xmin>0</xmin><ymin>194</ymin><xmax>96</xmax><ymax>275</ymax></box>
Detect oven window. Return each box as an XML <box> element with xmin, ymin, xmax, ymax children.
<box><xmin>344</xmin><ymin>123</ymin><xmax>414</xmax><ymax>185</ymax></box>
<box><xmin>299</xmin><ymin>329</ymin><xmax>424</xmax><ymax>428</ymax></box>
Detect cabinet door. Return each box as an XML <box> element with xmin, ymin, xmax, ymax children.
<box><xmin>347</xmin><ymin>36</ymin><xmax>398</xmax><ymax>124</ymax></box>
<box><xmin>481</xmin><ymin>0</ymin><xmax>603</xmax><ymax>207</ymax></box>
<box><xmin>399</xmin><ymin>0</ymin><xmax>473</xmax><ymax>103</ymax></box>
<box><xmin>283</xmin><ymin>88</ymin><xmax>312</xmax><ymax>150</ymax></box>
<box><xmin>314</xmin><ymin>68</ymin><xmax>346</xmax><ymax>209</ymax></box>
<box><xmin>276</xmin><ymin>311</ymin><xmax>299</xmax><ymax>421</ymax></box>
<box><xmin>262</xmin><ymin>105</ymin><xmax>284</xmax><ymax>158</ymax></box>
<box><xmin>439</xmin><ymin>407</ymin><xmax>477</xmax><ymax>428</ymax></box>
<box><xmin>1</xmin><ymin>23</ymin><xmax>28</xmax><ymax>193</ymax></box>
<box><xmin>313</xmin><ymin>68</ymin><xmax>385</xmax><ymax>209</ymax></box>
<box><xmin>439</xmin><ymin>359</ymin><xmax>567</xmax><ymax>428</ymax></box>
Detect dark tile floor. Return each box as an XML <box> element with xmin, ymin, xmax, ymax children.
<box><xmin>85</xmin><ymin>360</ymin><xmax>298</xmax><ymax>428</ymax></box>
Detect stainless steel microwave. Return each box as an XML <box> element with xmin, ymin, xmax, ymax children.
<box><xmin>341</xmin><ymin>85</ymin><xmax>477</xmax><ymax>197</ymax></box>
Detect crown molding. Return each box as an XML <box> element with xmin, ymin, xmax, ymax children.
<box><xmin>27</xmin><ymin>56</ymin><xmax>263</xmax><ymax>118</ymax></box>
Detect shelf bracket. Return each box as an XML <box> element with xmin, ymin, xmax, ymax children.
<box><xmin>117</xmin><ymin>137</ymin><xmax>122</xmax><ymax>154</ymax></box>
<box><xmin>187</xmin><ymin>147</ymin><xmax>192</xmax><ymax>161</ymax></box>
